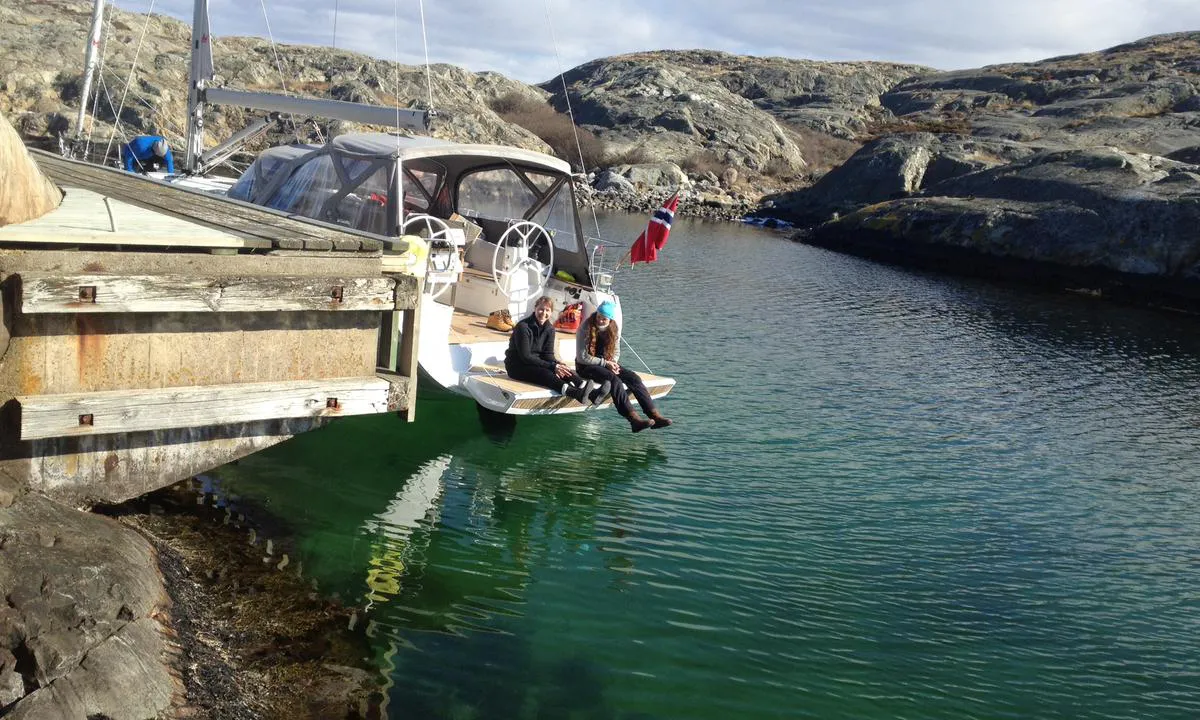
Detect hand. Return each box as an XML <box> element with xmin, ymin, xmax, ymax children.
<box><xmin>554</xmin><ymin>363</ymin><xmax>573</xmax><ymax>379</ymax></box>
<box><xmin>607</xmin><ymin>360</ymin><xmax>620</xmax><ymax>373</ymax></box>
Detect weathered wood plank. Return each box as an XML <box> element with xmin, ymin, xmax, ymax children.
<box><xmin>13</xmin><ymin>418</ymin><xmax>325</xmax><ymax>506</ymax></box>
<box><xmin>374</xmin><ymin>370</ymin><xmax>412</xmax><ymax>413</ymax></box>
<box><xmin>20</xmin><ymin>273</ymin><xmax>397</xmax><ymax>313</ymax></box>
<box><xmin>17</xmin><ymin>376</ymin><xmax>393</xmax><ymax>440</ymax></box>
<box><xmin>392</xmin><ymin>272</ymin><xmax>421</xmax><ymax>310</ymax></box>
<box><xmin>0</xmin><ymin>188</ymin><xmax>268</xmax><ymax>249</ymax></box>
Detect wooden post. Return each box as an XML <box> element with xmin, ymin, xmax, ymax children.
<box><xmin>396</xmin><ymin>278</ymin><xmax>423</xmax><ymax>422</ymax></box>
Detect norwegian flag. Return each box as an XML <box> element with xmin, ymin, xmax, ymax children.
<box><xmin>627</xmin><ymin>192</ymin><xmax>680</xmax><ymax>265</ymax></box>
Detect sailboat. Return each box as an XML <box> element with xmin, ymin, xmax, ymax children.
<box><xmin>72</xmin><ymin>0</ymin><xmax>676</xmax><ymax>417</ymax></box>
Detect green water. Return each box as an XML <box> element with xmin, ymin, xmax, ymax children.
<box><xmin>213</xmin><ymin>214</ymin><xmax>1200</xmax><ymax>719</ymax></box>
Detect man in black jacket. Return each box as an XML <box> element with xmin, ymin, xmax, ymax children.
<box><xmin>505</xmin><ymin>296</ymin><xmax>592</xmax><ymax>402</ymax></box>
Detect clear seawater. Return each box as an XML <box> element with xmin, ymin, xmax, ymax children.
<box><xmin>212</xmin><ymin>213</ymin><xmax>1200</xmax><ymax>719</ymax></box>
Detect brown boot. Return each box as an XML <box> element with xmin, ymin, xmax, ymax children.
<box><xmin>628</xmin><ymin>411</ymin><xmax>652</xmax><ymax>433</ymax></box>
<box><xmin>647</xmin><ymin>410</ymin><xmax>672</xmax><ymax>429</ymax></box>
<box><xmin>486</xmin><ymin>309</ymin><xmax>513</xmax><ymax>332</ymax></box>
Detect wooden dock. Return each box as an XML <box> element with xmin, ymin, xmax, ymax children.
<box><xmin>0</xmin><ymin>150</ymin><xmax>422</xmax><ymax>507</ymax></box>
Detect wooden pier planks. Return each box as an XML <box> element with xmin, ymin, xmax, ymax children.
<box><xmin>0</xmin><ymin>188</ymin><xmax>259</xmax><ymax>249</ymax></box>
<box><xmin>16</xmin><ymin>150</ymin><xmax>388</xmax><ymax>253</ymax></box>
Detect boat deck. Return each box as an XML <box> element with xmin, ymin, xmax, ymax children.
<box><xmin>448</xmin><ymin>306</ymin><xmax>577</xmax><ymax>346</ymax></box>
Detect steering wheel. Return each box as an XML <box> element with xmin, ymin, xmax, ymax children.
<box><xmin>401</xmin><ymin>214</ymin><xmax>454</xmax><ymax>299</ymax></box>
<box><xmin>492</xmin><ymin>221</ymin><xmax>555</xmax><ymax>300</ymax></box>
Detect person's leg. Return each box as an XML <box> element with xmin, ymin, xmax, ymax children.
<box><xmin>580</xmin><ymin>365</ymin><xmax>632</xmax><ymax>416</ymax></box>
<box><xmin>619</xmin><ymin>368</ymin><xmax>671</xmax><ymax>428</ymax></box>
<box><xmin>576</xmin><ymin>365</ymin><xmax>614</xmax><ymax>406</ymax></box>
<box><xmin>596</xmin><ymin>368</ymin><xmax>646</xmax><ymax>432</ymax></box>
<box><xmin>507</xmin><ymin>363</ymin><xmax>589</xmax><ymax>402</ymax></box>
<box><xmin>618</xmin><ymin>368</ymin><xmax>655</xmax><ymax>413</ymax></box>
<box><xmin>566</xmin><ymin>370</ymin><xmax>596</xmax><ymax>402</ymax></box>
<box><xmin>507</xmin><ymin>363</ymin><xmax>563</xmax><ymax>391</ymax></box>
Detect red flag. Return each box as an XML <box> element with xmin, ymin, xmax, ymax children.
<box><xmin>627</xmin><ymin>192</ymin><xmax>680</xmax><ymax>265</ymax></box>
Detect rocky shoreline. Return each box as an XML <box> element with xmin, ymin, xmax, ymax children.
<box><xmin>1</xmin><ymin>476</ymin><xmax>385</xmax><ymax>719</ymax></box>
<box><xmin>580</xmin><ymin>185</ymin><xmax>756</xmax><ymax>222</ymax></box>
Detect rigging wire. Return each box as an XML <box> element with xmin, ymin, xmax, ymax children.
<box><xmin>393</xmin><ymin>0</ymin><xmax>402</xmax><ymax>134</ymax></box>
<box><xmin>543</xmin><ymin>0</ymin><xmax>605</xmax><ymax>268</ymax></box>
<box><xmin>332</xmin><ymin>0</ymin><xmax>339</xmax><ymax>50</ymax></box>
<box><xmin>101</xmin><ymin>0</ymin><xmax>158</xmax><ymax>167</ymax></box>
<box><xmin>393</xmin><ymin>0</ymin><xmax>406</xmax><ymax>234</ymax></box>
<box><xmin>620</xmin><ymin>334</ymin><xmax>654</xmax><ymax>374</ymax></box>
<box><xmin>393</xmin><ymin>0</ymin><xmax>403</xmax><ymax>141</ymax></box>
<box><xmin>257</xmin><ymin>0</ymin><xmax>300</xmax><ymax>137</ymax></box>
<box><xmin>417</xmin><ymin>0</ymin><xmax>435</xmax><ymax>113</ymax></box>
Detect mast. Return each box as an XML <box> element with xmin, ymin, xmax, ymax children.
<box><xmin>73</xmin><ymin>0</ymin><xmax>106</xmax><ymax>147</ymax></box>
<box><xmin>184</xmin><ymin>0</ymin><xmax>215</xmax><ymax>173</ymax></box>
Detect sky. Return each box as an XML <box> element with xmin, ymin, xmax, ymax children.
<box><xmin>126</xmin><ymin>0</ymin><xmax>1200</xmax><ymax>84</ymax></box>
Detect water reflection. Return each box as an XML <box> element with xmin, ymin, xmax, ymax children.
<box><xmin>212</xmin><ymin>398</ymin><xmax>669</xmax><ymax>719</ymax></box>
<box><xmin>361</xmin><ymin>454</ymin><xmax>449</xmax><ymax>609</ymax></box>
<box><xmin>360</xmin><ymin>423</ymin><xmax>668</xmax><ymax>629</ymax></box>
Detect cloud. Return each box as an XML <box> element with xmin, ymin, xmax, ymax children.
<box><xmin>122</xmin><ymin>0</ymin><xmax>1200</xmax><ymax>82</ymax></box>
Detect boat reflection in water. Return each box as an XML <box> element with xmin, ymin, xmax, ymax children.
<box><xmin>358</xmin><ymin>424</ymin><xmax>667</xmax><ymax>719</ymax></box>
<box><xmin>360</xmin><ymin>454</ymin><xmax>450</xmax><ymax>610</ymax></box>
<box><xmin>212</xmin><ymin>397</ymin><xmax>669</xmax><ymax>718</ymax></box>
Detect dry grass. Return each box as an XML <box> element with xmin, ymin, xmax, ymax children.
<box><xmin>490</xmin><ymin>92</ymin><xmax>606</xmax><ymax>171</ymax></box>
<box><xmin>865</xmin><ymin>114</ymin><xmax>973</xmax><ymax>138</ymax></box>
<box><xmin>784</xmin><ymin>123</ymin><xmax>862</xmax><ymax>173</ymax></box>
<box><xmin>605</xmin><ymin>145</ymin><xmax>652</xmax><ymax>166</ymax></box>
<box><xmin>680</xmin><ymin>150</ymin><xmax>725</xmax><ymax>176</ymax></box>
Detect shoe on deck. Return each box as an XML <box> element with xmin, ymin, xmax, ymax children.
<box><xmin>486</xmin><ymin>310</ymin><xmax>513</xmax><ymax>332</ymax></box>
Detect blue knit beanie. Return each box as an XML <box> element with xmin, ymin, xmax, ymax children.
<box><xmin>596</xmin><ymin>300</ymin><xmax>616</xmax><ymax>319</ymax></box>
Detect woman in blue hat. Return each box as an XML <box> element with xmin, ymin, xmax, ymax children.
<box><xmin>575</xmin><ymin>301</ymin><xmax>672</xmax><ymax>432</ymax></box>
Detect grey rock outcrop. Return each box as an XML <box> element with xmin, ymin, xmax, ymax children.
<box><xmin>610</xmin><ymin>162</ymin><xmax>690</xmax><ymax>191</ymax></box>
<box><xmin>775</xmin><ymin>132</ymin><xmax>1036</xmax><ymax>224</ymax></box>
<box><xmin>776</xmin><ymin>33</ymin><xmax>1200</xmax><ymax>219</ymax></box>
<box><xmin>0</xmin><ymin>491</ymin><xmax>178</xmax><ymax>719</ymax></box>
<box><xmin>542</xmin><ymin>50</ymin><xmax>927</xmax><ymax>178</ymax></box>
<box><xmin>767</xmin><ymin>32</ymin><xmax>1200</xmax><ymax>307</ymax></box>
<box><xmin>807</xmin><ymin>147</ymin><xmax>1200</xmax><ymax>303</ymax></box>
<box><xmin>875</xmin><ymin>34</ymin><xmax>1200</xmax><ymax>156</ymax></box>
<box><xmin>593</xmin><ymin>169</ymin><xmax>636</xmax><ymax>194</ymax></box>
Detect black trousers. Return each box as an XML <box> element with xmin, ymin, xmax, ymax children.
<box><xmin>577</xmin><ymin>364</ymin><xmax>655</xmax><ymax>418</ymax></box>
<box><xmin>506</xmin><ymin>362</ymin><xmax>582</xmax><ymax>393</ymax></box>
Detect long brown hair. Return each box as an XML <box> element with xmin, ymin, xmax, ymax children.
<box><xmin>585</xmin><ymin>313</ymin><xmax>619</xmax><ymax>361</ymax></box>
